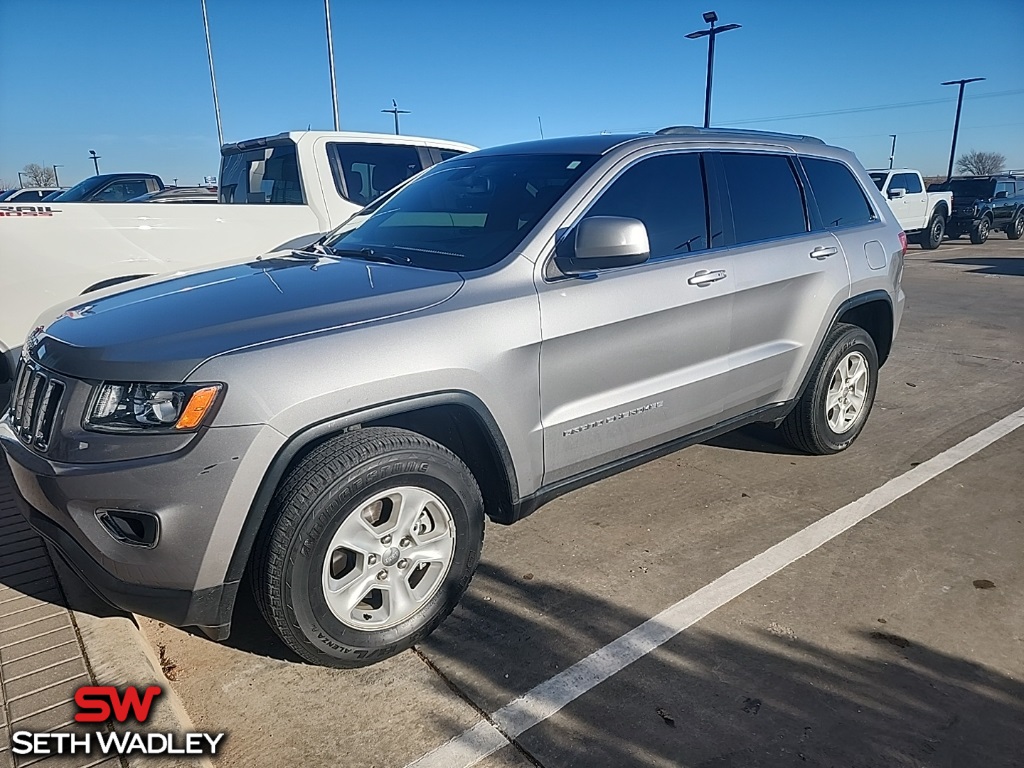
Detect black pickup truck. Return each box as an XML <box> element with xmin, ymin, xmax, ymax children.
<box><xmin>929</xmin><ymin>174</ymin><xmax>1024</xmax><ymax>244</ymax></box>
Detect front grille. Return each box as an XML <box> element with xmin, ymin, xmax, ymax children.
<box><xmin>10</xmin><ymin>360</ymin><xmax>65</xmax><ymax>451</ymax></box>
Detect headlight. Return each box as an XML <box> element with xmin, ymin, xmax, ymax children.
<box><xmin>84</xmin><ymin>382</ymin><xmax>222</xmax><ymax>433</ymax></box>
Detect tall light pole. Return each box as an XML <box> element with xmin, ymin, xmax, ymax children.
<box><xmin>201</xmin><ymin>0</ymin><xmax>224</xmax><ymax>148</ymax></box>
<box><xmin>88</xmin><ymin>150</ymin><xmax>101</xmax><ymax>175</ymax></box>
<box><xmin>382</xmin><ymin>99</ymin><xmax>410</xmax><ymax>135</ymax></box>
<box><xmin>888</xmin><ymin>135</ymin><xmax>897</xmax><ymax>169</ymax></box>
<box><xmin>685</xmin><ymin>11</ymin><xmax>741</xmax><ymax>128</ymax></box>
<box><xmin>53</xmin><ymin>164</ymin><xmax>63</xmax><ymax>187</ymax></box>
<box><xmin>324</xmin><ymin>0</ymin><xmax>340</xmax><ymax>130</ymax></box>
<box><xmin>941</xmin><ymin>77</ymin><xmax>985</xmax><ymax>182</ymax></box>
<box><xmin>17</xmin><ymin>172</ymin><xmax>27</xmax><ymax>188</ymax></box>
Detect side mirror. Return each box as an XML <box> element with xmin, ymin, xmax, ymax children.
<box><xmin>887</xmin><ymin>187</ymin><xmax>906</xmax><ymax>199</ymax></box>
<box><xmin>555</xmin><ymin>216</ymin><xmax>650</xmax><ymax>276</ymax></box>
<box><xmin>994</xmin><ymin>191</ymin><xmax>1008</xmax><ymax>199</ymax></box>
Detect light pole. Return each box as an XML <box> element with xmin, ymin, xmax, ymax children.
<box><xmin>685</xmin><ymin>10</ymin><xmax>741</xmax><ymax>128</ymax></box>
<box><xmin>324</xmin><ymin>0</ymin><xmax>340</xmax><ymax>131</ymax></box>
<box><xmin>52</xmin><ymin>165</ymin><xmax>63</xmax><ymax>187</ymax></box>
<box><xmin>201</xmin><ymin>0</ymin><xmax>224</xmax><ymax>147</ymax></box>
<box><xmin>381</xmin><ymin>99</ymin><xmax>410</xmax><ymax>135</ymax></box>
<box><xmin>888</xmin><ymin>135</ymin><xmax>897</xmax><ymax>169</ymax></box>
<box><xmin>88</xmin><ymin>150</ymin><xmax>101</xmax><ymax>175</ymax></box>
<box><xmin>17</xmin><ymin>172</ymin><xmax>27</xmax><ymax>188</ymax></box>
<box><xmin>941</xmin><ymin>77</ymin><xmax>985</xmax><ymax>182</ymax></box>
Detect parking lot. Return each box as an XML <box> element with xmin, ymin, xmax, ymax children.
<box><xmin>111</xmin><ymin>236</ymin><xmax>1023</xmax><ymax>767</ymax></box>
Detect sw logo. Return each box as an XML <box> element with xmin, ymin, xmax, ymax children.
<box><xmin>11</xmin><ymin>685</ymin><xmax>225</xmax><ymax>757</ymax></box>
<box><xmin>0</xmin><ymin>205</ymin><xmax>62</xmax><ymax>217</ymax></box>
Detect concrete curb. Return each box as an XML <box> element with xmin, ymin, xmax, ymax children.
<box><xmin>50</xmin><ymin>550</ymin><xmax>214</xmax><ymax>768</ymax></box>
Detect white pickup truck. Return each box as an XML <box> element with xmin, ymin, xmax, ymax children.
<box><xmin>0</xmin><ymin>130</ymin><xmax>476</xmax><ymax>388</ymax></box>
<box><xmin>868</xmin><ymin>168</ymin><xmax>952</xmax><ymax>250</ymax></box>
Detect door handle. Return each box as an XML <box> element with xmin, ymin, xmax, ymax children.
<box><xmin>688</xmin><ymin>269</ymin><xmax>727</xmax><ymax>286</ymax></box>
<box><xmin>809</xmin><ymin>246</ymin><xmax>838</xmax><ymax>260</ymax></box>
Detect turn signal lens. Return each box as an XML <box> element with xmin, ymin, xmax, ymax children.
<box><xmin>175</xmin><ymin>386</ymin><xmax>221</xmax><ymax>430</ymax></box>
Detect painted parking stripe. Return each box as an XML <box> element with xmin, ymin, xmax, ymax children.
<box><xmin>406</xmin><ymin>404</ymin><xmax>1024</xmax><ymax>768</ymax></box>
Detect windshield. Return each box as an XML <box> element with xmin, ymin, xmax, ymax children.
<box><xmin>323</xmin><ymin>153</ymin><xmax>599</xmax><ymax>272</ymax></box>
<box><xmin>869</xmin><ymin>172</ymin><xmax>887</xmax><ymax>191</ymax></box>
<box><xmin>50</xmin><ymin>176</ymin><xmax>108</xmax><ymax>202</ymax></box>
<box><xmin>945</xmin><ymin>178</ymin><xmax>997</xmax><ymax>200</ymax></box>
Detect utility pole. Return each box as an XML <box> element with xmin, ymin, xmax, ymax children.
<box><xmin>52</xmin><ymin>165</ymin><xmax>63</xmax><ymax>186</ymax></box>
<box><xmin>17</xmin><ymin>172</ymin><xmax>26</xmax><ymax>188</ymax></box>
<box><xmin>88</xmin><ymin>150</ymin><xmax>101</xmax><ymax>175</ymax></box>
<box><xmin>941</xmin><ymin>77</ymin><xmax>985</xmax><ymax>182</ymax></box>
<box><xmin>685</xmin><ymin>11</ymin><xmax>741</xmax><ymax>128</ymax></box>
<box><xmin>201</xmin><ymin>0</ymin><xmax>224</xmax><ymax>147</ymax></box>
<box><xmin>888</xmin><ymin>135</ymin><xmax>897</xmax><ymax>169</ymax></box>
<box><xmin>538</xmin><ymin>116</ymin><xmax>545</xmax><ymax>139</ymax></box>
<box><xmin>324</xmin><ymin>0</ymin><xmax>340</xmax><ymax>130</ymax></box>
<box><xmin>381</xmin><ymin>99</ymin><xmax>410</xmax><ymax>135</ymax></box>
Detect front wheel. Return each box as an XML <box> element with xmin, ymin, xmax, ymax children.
<box><xmin>252</xmin><ymin>427</ymin><xmax>484</xmax><ymax>667</ymax></box>
<box><xmin>780</xmin><ymin>323</ymin><xmax>878</xmax><ymax>455</ymax></box>
<box><xmin>1007</xmin><ymin>213</ymin><xmax>1024</xmax><ymax>240</ymax></box>
<box><xmin>921</xmin><ymin>212</ymin><xmax>945</xmax><ymax>250</ymax></box>
<box><xmin>970</xmin><ymin>217</ymin><xmax>991</xmax><ymax>245</ymax></box>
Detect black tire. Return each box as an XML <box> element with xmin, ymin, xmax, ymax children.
<box><xmin>780</xmin><ymin>323</ymin><xmax>878</xmax><ymax>455</ymax></box>
<box><xmin>252</xmin><ymin>427</ymin><xmax>484</xmax><ymax>668</ymax></box>
<box><xmin>920</xmin><ymin>212</ymin><xmax>945</xmax><ymax>250</ymax></box>
<box><xmin>969</xmin><ymin>216</ymin><xmax>991</xmax><ymax>245</ymax></box>
<box><xmin>1007</xmin><ymin>212</ymin><xmax>1024</xmax><ymax>240</ymax></box>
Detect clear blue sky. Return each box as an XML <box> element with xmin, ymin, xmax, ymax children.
<box><xmin>1</xmin><ymin>0</ymin><xmax>1022</xmax><ymax>188</ymax></box>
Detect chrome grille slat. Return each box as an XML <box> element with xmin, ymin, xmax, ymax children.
<box><xmin>8</xmin><ymin>360</ymin><xmax>65</xmax><ymax>451</ymax></box>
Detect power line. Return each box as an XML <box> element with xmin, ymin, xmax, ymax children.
<box><xmin>717</xmin><ymin>88</ymin><xmax>1024</xmax><ymax>126</ymax></box>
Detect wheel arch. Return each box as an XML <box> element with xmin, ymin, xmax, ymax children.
<box><xmin>221</xmin><ymin>391</ymin><xmax>519</xmax><ymax>609</ymax></box>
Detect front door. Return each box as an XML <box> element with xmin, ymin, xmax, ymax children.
<box><xmin>536</xmin><ymin>151</ymin><xmax>736</xmax><ymax>485</ymax></box>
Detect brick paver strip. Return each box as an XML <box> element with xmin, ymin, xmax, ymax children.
<box><xmin>0</xmin><ymin>465</ymin><xmax>106</xmax><ymax>768</ymax></box>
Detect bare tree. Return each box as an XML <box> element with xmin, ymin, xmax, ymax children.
<box><xmin>955</xmin><ymin>150</ymin><xmax>1006</xmax><ymax>176</ymax></box>
<box><xmin>22</xmin><ymin>163</ymin><xmax>57</xmax><ymax>186</ymax></box>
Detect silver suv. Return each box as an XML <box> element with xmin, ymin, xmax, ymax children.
<box><xmin>2</xmin><ymin>127</ymin><xmax>905</xmax><ymax>667</ymax></box>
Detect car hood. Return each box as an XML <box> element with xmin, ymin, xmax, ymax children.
<box><xmin>31</xmin><ymin>256</ymin><xmax>464</xmax><ymax>382</ymax></box>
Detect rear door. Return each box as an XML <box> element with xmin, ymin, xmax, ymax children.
<box><xmin>712</xmin><ymin>151</ymin><xmax>852</xmax><ymax>411</ymax></box>
<box><xmin>537</xmin><ymin>150</ymin><xmax>736</xmax><ymax>484</ymax></box>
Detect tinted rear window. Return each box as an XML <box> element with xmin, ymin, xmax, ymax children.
<box><xmin>328</xmin><ymin>142</ymin><xmax>424</xmax><ymax>206</ymax></box>
<box><xmin>802</xmin><ymin>158</ymin><xmax>876</xmax><ymax>229</ymax></box>
<box><xmin>720</xmin><ymin>153</ymin><xmax>807</xmax><ymax>244</ymax></box>
<box><xmin>219</xmin><ymin>142</ymin><xmax>303</xmax><ymax>204</ymax></box>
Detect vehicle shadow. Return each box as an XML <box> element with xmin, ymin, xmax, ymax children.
<box><xmin>703</xmin><ymin>422</ymin><xmax>805</xmax><ymax>456</ymax></box>
<box><xmin>416</xmin><ymin>560</ymin><xmax>1024</xmax><ymax>767</ymax></box>
<box><xmin>939</xmin><ymin>257</ymin><xmax>1024</xmax><ymax>277</ymax></box>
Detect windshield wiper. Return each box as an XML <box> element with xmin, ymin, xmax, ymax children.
<box><xmin>328</xmin><ymin>247</ymin><xmax>411</xmax><ymax>265</ymax></box>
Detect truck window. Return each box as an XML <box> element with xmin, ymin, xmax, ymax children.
<box><xmin>327</xmin><ymin>143</ymin><xmax>424</xmax><ymax>206</ymax></box>
<box><xmin>438</xmin><ymin>149</ymin><xmax>465</xmax><ymax>162</ymax></box>
<box><xmin>802</xmin><ymin>157</ymin><xmax>876</xmax><ymax>229</ymax></box>
<box><xmin>995</xmin><ymin>181</ymin><xmax>1015</xmax><ymax>198</ymax></box>
<box><xmin>902</xmin><ymin>174</ymin><xmax>923</xmax><ymax>194</ymax></box>
<box><xmin>868</xmin><ymin>172</ymin><xmax>888</xmax><ymax>191</ymax></box>
<box><xmin>219</xmin><ymin>142</ymin><xmax>304</xmax><ymax>204</ymax></box>
<box><xmin>94</xmin><ymin>180</ymin><xmax>151</xmax><ymax>202</ymax></box>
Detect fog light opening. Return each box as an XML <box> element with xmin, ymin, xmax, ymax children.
<box><xmin>96</xmin><ymin>509</ymin><xmax>160</xmax><ymax>548</ymax></box>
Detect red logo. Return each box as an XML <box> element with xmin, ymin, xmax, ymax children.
<box><xmin>74</xmin><ymin>686</ymin><xmax>163</xmax><ymax>723</ymax></box>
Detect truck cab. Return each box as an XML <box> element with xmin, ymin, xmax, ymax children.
<box><xmin>868</xmin><ymin>168</ymin><xmax>951</xmax><ymax>249</ymax></box>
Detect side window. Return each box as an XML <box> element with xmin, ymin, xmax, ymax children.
<box><xmin>995</xmin><ymin>181</ymin><xmax>1014</xmax><ymax>199</ymax></box>
<box><xmin>903</xmin><ymin>174</ymin><xmax>923</xmax><ymax>194</ymax></box>
<box><xmin>328</xmin><ymin>143</ymin><xmax>424</xmax><ymax>206</ymax></box>
<box><xmin>584</xmin><ymin>153</ymin><xmax>708</xmax><ymax>258</ymax></box>
<box><xmin>438</xmin><ymin>149</ymin><xmax>465</xmax><ymax>162</ymax></box>
<box><xmin>720</xmin><ymin>153</ymin><xmax>807</xmax><ymax>243</ymax></box>
<box><xmin>888</xmin><ymin>173</ymin><xmax>908</xmax><ymax>192</ymax></box>
<box><xmin>94</xmin><ymin>181</ymin><xmax>148</xmax><ymax>202</ymax></box>
<box><xmin>218</xmin><ymin>143</ymin><xmax>304</xmax><ymax>204</ymax></box>
<box><xmin>802</xmin><ymin>157</ymin><xmax>877</xmax><ymax>229</ymax></box>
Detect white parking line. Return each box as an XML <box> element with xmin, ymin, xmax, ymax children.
<box><xmin>406</xmin><ymin>404</ymin><xmax>1024</xmax><ymax>768</ymax></box>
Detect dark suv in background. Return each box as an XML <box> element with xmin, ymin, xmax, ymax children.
<box><xmin>931</xmin><ymin>174</ymin><xmax>1024</xmax><ymax>244</ymax></box>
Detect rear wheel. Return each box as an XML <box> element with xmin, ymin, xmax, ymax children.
<box><xmin>1007</xmin><ymin>212</ymin><xmax>1024</xmax><ymax>240</ymax></box>
<box><xmin>921</xmin><ymin>212</ymin><xmax>945</xmax><ymax>250</ymax></box>
<box><xmin>780</xmin><ymin>323</ymin><xmax>878</xmax><ymax>455</ymax></box>
<box><xmin>970</xmin><ymin>216</ymin><xmax>991</xmax><ymax>244</ymax></box>
<box><xmin>252</xmin><ymin>427</ymin><xmax>484</xmax><ymax>667</ymax></box>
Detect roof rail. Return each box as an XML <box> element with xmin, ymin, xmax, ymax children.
<box><xmin>655</xmin><ymin>126</ymin><xmax>825</xmax><ymax>144</ymax></box>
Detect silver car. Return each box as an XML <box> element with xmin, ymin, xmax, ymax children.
<box><xmin>2</xmin><ymin>127</ymin><xmax>905</xmax><ymax>667</ymax></box>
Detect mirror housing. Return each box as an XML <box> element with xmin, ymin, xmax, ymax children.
<box><xmin>555</xmin><ymin>216</ymin><xmax>650</xmax><ymax>276</ymax></box>
<box><xmin>888</xmin><ymin>187</ymin><xmax>906</xmax><ymax>199</ymax></box>
<box><xmin>994</xmin><ymin>190</ymin><xmax>1008</xmax><ymax>199</ymax></box>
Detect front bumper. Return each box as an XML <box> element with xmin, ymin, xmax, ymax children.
<box><xmin>1</xmin><ymin>418</ymin><xmax>267</xmax><ymax>639</ymax></box>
